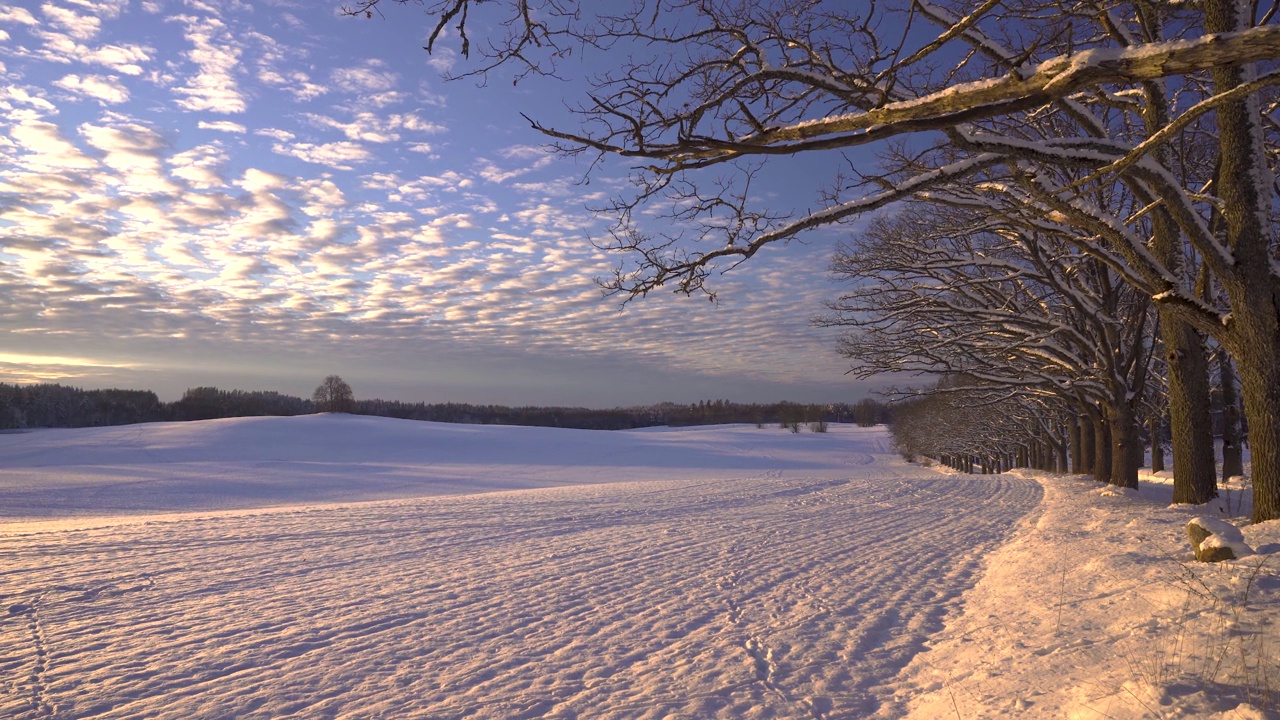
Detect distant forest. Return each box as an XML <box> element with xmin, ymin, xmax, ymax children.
<box><xmin>0</xmin><ymin>383</ymin><xmax>889</xmax><ymax>432</ymax></box>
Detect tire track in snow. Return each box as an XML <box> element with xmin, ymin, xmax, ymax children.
<box><xmin>0</xmin><ymin>443</ymin><xmax>1040</xmax><ymax>719</ymax></box>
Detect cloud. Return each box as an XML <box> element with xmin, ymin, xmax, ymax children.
<box><xmin>42</xmin><ymin>3</ymin><xmax>102</xmax><ymax>40</ymax></box>
<box><xmin>0</xmin><ymin>6</ymin><xmax>38</xmax><ymax>25</ymax></box>
<box><xmin>257</xmin><ymin>68</ymin><xmax>327</xmax><ymax>102</ymax></box>
<box><xmin>302</xmin><ymin>112</ymin><xmax>398</xmax><ymax>143</ymax></box>
<box><xmin>4</xmin><ymin>86</ymin><xmax>58</xmax><ymax>112</ymax></box>
<box><xmin>331</xmin><ymin>62</ymin><xmax>397</xmax><ymax>94</ymax></box>
<box><xmin>474</xmin><ymin>145</ymin><xmax>557</xmax><ymax>184</ymax></box>
<box><xmin>271</xmin><ymin>141</ymin><xmax>370</xmax><ymax>170</ymax></box>
<box><xmin>170</xmin><ymin>14</ymin><xmax>246</xmax><ymax>113</ymax></box>
<box><xmin>183</xmin><ymin>0</ymin><xmax>253</xmax><ymax>16</ymax></box>
<box><xmin>71</xmin><ymin>0</ymin><xmax>131</xmax><ymax>19</ymax></box>
<box><xmin>254</xmin><ymin>128</ymin><xmax>295</xmax><ymax>142</ymax></box>
<box><xmin>425</xmin><ymin>47</ymin><xmax>457</xmax><ymax>74</ymax></box>
<box><xmin>83</xmin><ymin>42</ymin><xmax>150</xmax><ymax>75</ymax></box>
<box><xmin>238</xmin><ymin>167</ymin><xmax>288</xmax><ymax>193</ymax></box>
<box><xmin>0</xmin><ymin>352</ymin><xmax>138</xmax><ymax>383</ymax></box>
<box><xmin>249</xmin><ymin>29</ymin><xmax>328</xmax><ymax>102</ymax></box>
<box><xmin>53</xmin><ymin>73</ymin><xmax>129</xmax><ymax>104</ymax></box>
<box><xmin>198</xmin><ymin>120</ymin><xmax>247</xmax><ymax>133</ymax></box>
<box><xmin>80</xmin><ymin>121</ymin><xmax>176</xmax><ymax>194</ymax></box>
<box><xmin>500</xmin><ymin>145</ymin><xmax>549</xmax><ymax>161</ymax></box>
<box><xmin>9</xmin><ymin>120</ymin><xmax>98</xmax><ymax>170</ymax></box>
<box><xmin>299</xmin><ymin>178</ymin><xmax>347</xmax><ymax>217</ymax></box>
<box><xmin>395</xmin><ymin>113</ymin><xmax>447</xmax><ymax>134</ymax></box>
<box><xmin>356</xmin><ymin>92</ymin><xmax>405</xmax><ymax>109</ymax></box>
<box><xmin>168</xmin><ymin>143</ymin><xmax>227</xmax><ymax>188</ymax></box>
<box><xmin>25</xmin><ymin>23</ymin><xmax>152</xmax><ymax>76</ymax></box>
<box><xmin>295</xmin><ymin>111</ymin><xmax>446</xmax><ymax>146</ymax></box>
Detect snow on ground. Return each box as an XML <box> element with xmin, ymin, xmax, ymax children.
<box><xmin>0</xmin><ymin>417</ymin><xmax>1040</xmax><ymax>719</ymax></box>
<box><xmin>897</xmin><ymin>467</ymin><xmax>1280</xmax><ymax>720</ymax></box>
<box><xmin>0</xmin><ymin>416</ymin><xmax>1275</xmax><ymax>719</ymax></box>
<box><xmin>0</xmin><ymin>414</ymin><xmax>843</xmax><ymax>523</ymax></box>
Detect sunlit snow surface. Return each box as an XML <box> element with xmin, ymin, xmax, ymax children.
<box><xmin>0</xmin><ymin>417</ymin><xmax>1041</xmax><ymax>719</ymax></box>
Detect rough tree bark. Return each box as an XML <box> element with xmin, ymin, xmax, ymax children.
<box><xmin>1093</xmin><ymin>410</ymin><xmax>1112</xmax><ymax>484</ymax></box>
<box><xmin>1109</xmin><ymin>402</ymin><xmax>1141</xmax><ymax>489</ymax></box>
<box><xmin>1219</xmin><ymin>348</ymin><xmax>1245</xmax><ymax>481</ymax></box>
<box><xmin>1080</xmin><ymin>407</ymin><xmax>1096</xmax><ymax>477</ymax></box>
<box><xmin>1150</xmin><ymin>414</ymin><xmax>1165</xmax><ymax>474</ymax></box>
<box><xmin>1203</xmin><ymin>0</ymin><xmax>1280</xmax><ymax>523</ymax></box>
<box><xmin>1070</xmin><ymin>415</ymin><xmax>1083</xmax><ymax>474</ymax></box>
<box><xmin>1164</xmin><ymin>326</ymin><xmax>1217</xmax><ymax>502</ymax></box>
<box><xmin>1135</xmin><ymin>34</ymin><xmax>1216</xmax><ymax>502</ymax></box>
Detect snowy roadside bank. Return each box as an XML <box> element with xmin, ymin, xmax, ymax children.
<box><xmin>894</xmin><ymin>470</ymin><xmax>1280</xmax><ymax>719</ymax></box>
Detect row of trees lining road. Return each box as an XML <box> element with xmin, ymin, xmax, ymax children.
<box><xmin>0</xmin><ymin>381</ymin><xmax>885</xmax><ymax>432</ymax></box>
<box><xmin>345</xmin><ymin>0</ymin><xmax>1280</xmax><ymax>521</ymax></box>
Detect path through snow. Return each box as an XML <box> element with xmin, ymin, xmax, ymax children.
<box><xmin>0</xmin><ymin>420</ymin><xmax>1041</xmax><ymax>719</ymax></box>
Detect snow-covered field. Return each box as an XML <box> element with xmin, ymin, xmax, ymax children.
<box><xmin>1</xmin><ymin>417</ymin><xmax>1276</xmax><ymax>719</ymax></box>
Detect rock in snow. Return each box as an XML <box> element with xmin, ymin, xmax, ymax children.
<box><xmin>1187</xmin><ymin>516</ymin><xmax>1253</xmax><ymax>561</ymax></box>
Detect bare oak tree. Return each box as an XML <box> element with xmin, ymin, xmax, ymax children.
<box><xmin>313</xmin><ymin>375</ymin><xmax>356</xmax><ymax>414</ymax></box>
<box><xmin>823</xmin><ymin>200</ymin><xmax>1160</xmax><ymax>489</ymax></box>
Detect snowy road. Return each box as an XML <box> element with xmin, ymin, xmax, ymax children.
<box><xmin>0</xmin><ymin>420</ymin><xmax>1041</xmax><ymax>719</ymax></box>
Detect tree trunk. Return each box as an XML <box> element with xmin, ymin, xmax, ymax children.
<box><xmin>1234</xmin><ymin>329</ymin><xmax>1280</xmax><ymax>522</ymax></box>
<box><xmin>1141</xmin><ymin>12</ymin><xmax>1218</xmax><ymax>504</ymax></box>
<box><xmin>1150</xmin><ymin>414</ymin><xmax>1165</xmax><ymax>473</ymax></box>
<box><xmin>1204</xmin><ymin>0</ymin><xmax>1280</xmax><ymax>523</ymax></box>
<box><xmin>1081</xmin><ymin>410</ymin><xmax>1096</xmax><ymax>477</ymax></box>
<box><xmin>1109</xmin><ymin>403</ymin><xmax>1140</xmax><ymax>489</ymax></box>
<box><xmin>1070</xmin><ymin>415</ymin><xmax>1083</xmax><ymax>473</ymax></box>
<box><xmin>1219</xmin><ymin>348</ymin><xmax>1245</xmax><ymax>481</ymax></box>
<box><xmin>1093</xmin><ymin>412</ymin><xmax>1111</xmax><ymax>484</ymax></box>
<box><xmin>1141</xmin><ymin>56</ymin><xmax>1217</xmax><ymax>504</ymax></box>
<box><xmin>1166</xmin><ymin>323</ymin><xmax>1217</xmax><ymax>504</ymax></box>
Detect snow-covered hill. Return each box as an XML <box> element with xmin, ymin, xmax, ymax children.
<box><xmin>0</xmin><ymin>415</ymin><xmax>879</xmax><ymax>521</ymax></box>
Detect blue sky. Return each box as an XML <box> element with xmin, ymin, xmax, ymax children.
<box><xmin>0</xmin><ymin>0</ymin><xmax>879</xmax><ymax>407</ymax></box>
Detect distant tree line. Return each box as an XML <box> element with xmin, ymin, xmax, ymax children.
<box><xmin>0</xmin><ymin>381</ymin><xmax>889</xmax><ymax>432</ymax></box>
<box><xmin>170</xmin><ymin>387</ymin><xmax>312</xmax><ymax>421</ymax></box>
<box><xmin>354</xmin><ymin>397</ymin><xmax>888</xmax><ymax>430</ymax></box>
<box><xmin>0</xmin><ymin>384</ymin><xmax>165</xmax><ymax>429</ymax></box>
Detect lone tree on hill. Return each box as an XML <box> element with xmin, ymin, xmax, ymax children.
<box><xmin>313</xmin><ymin>375</ymin><xmax>355</xmax><ymax>414</ymax></box>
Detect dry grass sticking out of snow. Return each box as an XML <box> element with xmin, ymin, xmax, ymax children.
<box><xmin>897</xmin><ymin>469</ymin><xmax>1280</xmax><ymax>720</ymax></box>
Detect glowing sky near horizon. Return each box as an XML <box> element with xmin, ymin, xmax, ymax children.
<box><xmin>0</xmin><ymin>0</ymin><xmax>876</xmax><ymax>407</ymax></box>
